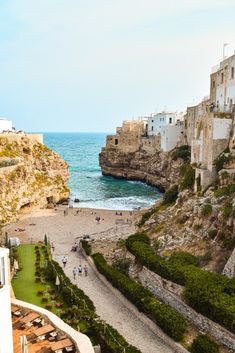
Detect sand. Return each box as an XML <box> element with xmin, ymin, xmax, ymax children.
<box><xmin>2</xmin><ymin>206</ymin><xmax>140</xmax><ymax>252</ymax></box>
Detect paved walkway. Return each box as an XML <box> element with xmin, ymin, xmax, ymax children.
<box><xmin>54</xmin><ymin>250</ymin><xmax>179</xmax><ymax>353</ymax></box>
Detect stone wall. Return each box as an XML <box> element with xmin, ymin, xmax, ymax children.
<box><xmin>222</xmin><ymin>247</ymin><xmax>235</xmax><ymax>278</ymax></box>
<box><xmin>130</xmin><ymin>262</ymin><xmax>235</xmax><ymax>351</ymax></box>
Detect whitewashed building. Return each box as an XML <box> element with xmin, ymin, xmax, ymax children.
<box><xmin>210</xmin><ymin>54</ymin><xmax>235</xmax><ymax>112</ymax></box>
<box><xmin>161</xmin><ymin>122</ymin><xmax>184</xmax><ymax>152</ymax></box>
<box><xmin>147</xmin><ymin>111</ymin><xmax>185</xmax><ymax>152</ymax></box>
<box><xmin>0</xmin><ymin>118</ymin><xmax>13</xmax><ymax>133</ymax></box>
<box><xmin>0</xmin><ymin>247</ymin><xmax>14</xmax><ymax>353</ymax></box>
<box><xmin>147</xmin><ymin>112</ymin><xmax>178</xmax><ymax>136</ymax></box>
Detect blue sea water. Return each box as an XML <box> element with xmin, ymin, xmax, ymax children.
<box><xmin>44</xmin><ymin>133</ymin><xmax>162</xmax><ymax>210</ymax></box>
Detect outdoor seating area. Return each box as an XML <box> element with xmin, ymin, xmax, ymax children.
<box><xmin>12</xmin><ymin>305</ymin><xmax>77</xmax><ymax>353</ymax></box>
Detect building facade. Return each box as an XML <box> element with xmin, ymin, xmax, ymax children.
<box><xmin>0</xmin><ymin>118</ymin><xmax>13</xmax><ymax>133</ymax></box>
<box><xmin>0</xmin><ymin>247</ymin><xmax>14</xmax><ymax>353</ymax></box>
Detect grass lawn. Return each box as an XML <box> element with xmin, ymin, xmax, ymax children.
<box><xmin>12</xmin><ymin>244</ymin><xmax>48</xmax><ymax>307</ymax></box>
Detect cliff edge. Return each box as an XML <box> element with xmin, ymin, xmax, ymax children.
<box><xmin>0</xmin><ymin>134</ymin><xmax>69</xmax><ymax>224</ymax></box>
<box><xmin>99</xmin><ymin>147</ymin><xmax>184</xmax><ymax>191</ymax></box>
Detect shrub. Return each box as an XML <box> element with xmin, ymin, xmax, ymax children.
<box><xmin>81</xmin><ymin>240</ymin><xmax>92</xmax><ymax>256</ymax></box>
<box><xmin>201</xmin><ymin>204</ymin><xmax>213</xmax><ymax>217</ymax></box>
<box><xmin>162</xmin><ymin>185</ymin><xmax>178</xmax><ymax>205</ymax></box>
<box><xmin>41</xmin><ymin>297</ymin><xmax>48</xmax><ymax>303</ymax></box>
<box><xmin>208</xmin><ymin>229</ymin><xmax>217</xmax><ymax>239</ymax></box>
<box><xmin>45</xmin><ymin>303</ymin><xmax>53</xmax><ymax>310</ymax></box>
<box><xmin>214</xmin><ymin>152</ymin><xmax>233</xmax><ymax>172</ymax></box>
<box><xmin>222</xmin><ymin>201</ymin><xmax>233</xmax><ymax>219</ymax></box>
<box><xmin>172</xmin><ymin>145</ymin><xmax>191</xmax><ymax>161</ymax></box>
<box><xmin>37</xmin><ymin>290</ymin><xmax>44</xmax><ymax>296</ymax></box>
<box><xmin>93</xmin><ymin>253</ymin><xmax>187</xmax><ymax>341</ymax></box>
<box><xmin>180</xmin><ymin>164</ymin><xmax>195</xmax><ymax>190</ymax></box>
<box><xmin>126</xmin><ymin>233</ymin><xmax>235</xmax><ymax>333</ymax></box>
<box><xmin>190</xmin><ymin>334</ymin><xmax>219</xmax><ymax>353</ymax></box>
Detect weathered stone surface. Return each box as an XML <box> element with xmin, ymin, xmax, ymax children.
<box><xmin>99</xmin><ymin>148</ymin><xmax>183</xmax><ymax>191</ymax></box>
<box><xmin>0</xmin><ymin>135</ymin><xmax>69</xmax><ymax>224</ymax></box>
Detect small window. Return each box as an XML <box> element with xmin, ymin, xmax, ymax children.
<box><xmin>115</xmin><ymin>139</ymin><xmax>118</xmax><ymax>145</ymax></box>
<box><xmin>151</xmin><ymin>126</ymin><xmax>154</xmax><ymax>131</ymax></box>
<box><xmin>221</xmin><ymin>72</ymin><xmax>224</xmax><ymax>83</ymax></box>
<box><xmin>212</xmin><ymin>80</ymin><xmax>215</xmax><ymax>88</ymax></box>
<box><xmin>231</xmin><ymin>67</ymin><xmax>234</xmax><ymax>79</ymax></box>
<box><xmin>169</xmin><ymin>117</ymin><xmax>172</xmax><ymax>124</ymax></box>
<box><xmin>152</xmin><ymin>120</ymin><xmax>154</xmax><ymax>123</ymax></box>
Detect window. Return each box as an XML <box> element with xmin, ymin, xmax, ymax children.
<box><xmin>152</xmin><ymin>120</ymin><xmax>154</xmax><ymax>123</ymax></box>
<box><xmin>151</xmin><ymin>126</ymin><xmax>154</xmax><ymax>131</ymax></box>
<box><xmin>0</xmin><ymin>257</ymin><xmax>6</xmax><ymax>287</ymax></box>
<box><xmin>221</xmin><ymin>72</ymin><xmax>224</xmax><ymax>83</ymax></box>
<box><xmin>212</xmin><ymin>80</ymin><xmax>215</xmax><ymax>88</ymax></box>
<box><xmin>169</xmin><ymin>117</ymin><xmax>172</xmax><ymax>124</ymax></box>
<box><xmin>114</xmin><ymin>139</ymin><xmax>118</xmax><ymax>145</ymax></box>
<box><xmin>231</xmin><ymin>67</ymin><xmax>234</xmax><ymax>79</ymax></box>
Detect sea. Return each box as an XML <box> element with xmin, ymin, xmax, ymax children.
<box><xmin>44</xmin><ymin>133</ymin><xmax>162</xmax><ymax>210</ymax></box>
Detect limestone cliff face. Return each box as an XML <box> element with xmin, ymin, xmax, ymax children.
<box><xmin>99</xmin><ymin>148</ymin><xmax>183</xmax><ymax>191</ymax></box>
<box><xmin>0</xmin><ymin>135</ymin><xmax>69</xmax><ymax>224</ymax></box>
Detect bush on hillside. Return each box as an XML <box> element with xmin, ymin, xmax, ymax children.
<box><xmin>162</xmin><ymin>185</ymin><xmax>178</xmax><ymax>205</ymax></box>
<box><xmin>92</xmin><ymin>252</ymin><xmax>187</xmax><ymax>341</ymax></box>
<box><xmin>180</xmin><ymin>164</ymin><xmax>195</xmax><ymax>190</ymax></box>
<box><xmin>172</xmin><ymin>145</ymin><xmax>191</xmax><ymax>161</ymax></box>
<box><xmin>190</xmin><ymin>334</ymin><xmax>219</xmax><ymax>353</ymax></box>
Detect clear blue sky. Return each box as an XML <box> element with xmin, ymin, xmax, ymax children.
<box><xmin>0</xmin><ymin>0</ymin><xmax>235</xmax><ymax>133</ymax></box>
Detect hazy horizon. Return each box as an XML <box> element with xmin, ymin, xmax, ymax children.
<box><xmin>0</xmin><ymin>0</ymin><xmax>235</xmax><ymax>132</ymax></box>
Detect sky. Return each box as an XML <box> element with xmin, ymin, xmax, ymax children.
<box><xmin>0</xmin><ymin>0</ymin><xmax>235</xmax><ymax>133</ymax></box>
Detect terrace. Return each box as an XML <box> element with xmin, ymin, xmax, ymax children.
<box><xmin>11</xmin><ymin>301</ymin><xmax>94</xmax><ymax>353</ymax></box>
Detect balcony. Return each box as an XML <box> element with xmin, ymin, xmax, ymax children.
<box><xmin>210</xmin><ymin>104</ymin><xmax>235</xmax><ymax>114</ymax></box>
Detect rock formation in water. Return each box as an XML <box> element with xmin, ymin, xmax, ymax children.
<box><xmin>99</xmin><ymin>148</ymin><xmax>183</xmax><ymax>191</ymax></box>
<box><xmin>0</xmin><ymin>134</ymin><xmax>69</xmax><ymax>224</ymax></box>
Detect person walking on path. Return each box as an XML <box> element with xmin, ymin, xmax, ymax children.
<box><xmin>62</xmin><ymin>256</ymin><xmax>67</xmax><ymax>268</ymax></box>
<box><xmin>72</xmin><ymin>267</ymin><xmax>77</xmax><ymax>280</ymax></box>
<box><xmin>84</xmin><ymin>264</ymin><xmax>88</xmax><ymax>276</ymax></box>
<box><xmin>78</xmin><ymin>264</ymin><xmax>82</xmax><ymax>276</ymax></box>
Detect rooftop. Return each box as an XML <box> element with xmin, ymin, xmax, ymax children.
<box><xmin>12</xmin><ymin>304</ymin><xmax>77</xmax><ymax>353</ymax></box>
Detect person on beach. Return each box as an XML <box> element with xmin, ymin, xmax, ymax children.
<box><xmin>62</xmin><ymin>256</ymin><xmax>67</xmax><ymax>268</ymax></box>
<box><xmin>84</xmin><ymin>265</ymin><xmax>88</xmax><ymax>276</ymax></box>
<box><xmin>72</xmin><ymin>267</ymin><xmax>77</xmax><ymax>280</ymax></box>
<box><xmin>78</xmin><ymin>264</ymin><xmax>82</xmax><ymax>275</ymax></box>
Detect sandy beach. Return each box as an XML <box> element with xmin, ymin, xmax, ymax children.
<box><xmin>2</xmin><ymin>206</ymin><xmax>140</xmax><ymax>254</ymax></box>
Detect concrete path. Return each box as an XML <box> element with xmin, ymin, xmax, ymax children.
<box><xmin>54</xmin><ymin>250</ymin><xmax>181</xmax><ymax>353</ymax></box>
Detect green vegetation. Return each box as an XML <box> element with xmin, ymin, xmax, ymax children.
<box><xmin>190</xmin><ymin>334</ymin><xmax>219</xmax><ymax>353</ymax></box>
<box><xmin>222</xmin><ymin>201</ymin><xmax>233</xmax><ymax>219</ymax></box>
<box><xmin>92</xmin><ymin>252</ymin><xmax>187</xmax><ymax>341</ymax></box>
<box><xmin>126</xmin><ymin>233</ymin><xmax>235</xmax><ymax>333</ymax></box>
<box><xmin>201</xmin><ymin>204</ymin><xmax>213</xmax><ymax>217</ymax></box>
<box><xmin>214</xmin><ymin>151</ymin><xmax>233</xmax><ymax>172</ymax></box>
<box><xmin>13</xmin><ymin>243</ymin><xmax>141</xmax><ymax>352</ymax></box>
<box><xmin>214</xmin><ymin>184</ymin><xmax>235</xmax><ymax>198</ymax></box>
<box><xmin>172</xmin><ymin>145</ymin><xmax>191</xmax><ymax>161</ymax></box>
<box><xmin>12</xmin><ymin>245</ymin><xmax>50</xmax><ymax>307</ymax></box>
<box><xmin>162</xmin><ymin>184</ymin><xmax>178</xmax><ymax>205</ymax></box>
<box><xmin>180</xmin><ymin>164</ymin><xmax>195</xmax><ymax>190</ymax></box>
<box><xmin>0</xmin><ymin>143</ymin><xmax>20</xmax><ymax>158</ymax></box>
<box><xmin>81</xmin><ymin>240</ymin><xmax>92</xmax><ymax>255</ymax></box>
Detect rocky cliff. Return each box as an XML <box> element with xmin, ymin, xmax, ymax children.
<box><xmin>0</xmin><ymin>134</ymin><xmax>69</xmax><ymax>224</ymax></box>
<box><xmin>99</xmin><ymin>148</ymin><xmax>184</xmax><ymax>191</ymax></box>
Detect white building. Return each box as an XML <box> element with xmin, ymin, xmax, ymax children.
<box><xmin>161</xmin><ymin>122</ymin><xmax>184</xmax><ymax>152</ymax></box>
<box><xmin>147</xmin><ymin>111</ymin><xmax>185</xmax><ymax>152</ymax></box>
<box><xmin>147</xmin><ymin>112</ymin><xmax>179</xmax><ymax>136</ymax></box>
<box><xmin>0</xmin><ymin>118</ymin><xmax>13</xmax><ymax>133</ymax></box>
<box><xmin>0</xmin><ymin>247</ymin><xmax>14</xmax><ymax>353</ymax></box>
<box><xmin>210</xmin><ymin>54</ymin><xmax>235</xmax><ymax>112</ymax></box>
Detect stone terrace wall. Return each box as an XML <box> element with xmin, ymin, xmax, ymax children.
<box><xmin>130</xmin><ymin>262</ymin><xmax>235</xmax><ymax>351</ymax></box>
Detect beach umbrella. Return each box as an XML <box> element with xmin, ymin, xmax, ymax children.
<box><xmin>13</xmin><ymin>259</ymin><xmax>19</xmax><ymax>271</ymax></box>
<box><xmin>55</xmin><ymin>275</ymin><xmax>60</xmax><ymax>287</ymax></box>
<box><xmin>20</xmin><ymin>335</ymin><xmax>28</xmax><ymax>353</ymax></box>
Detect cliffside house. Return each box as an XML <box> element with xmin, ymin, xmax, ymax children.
<box><xmin>187</xmin><ymin>54</ymin><xmax>235</xmax><ymax>191</ymax></box>
<box><xmin>147</xmin><ymin>111</ymin><xmax>185</xmax><ymax>152</ymax></box>
<box><xmin>0</xmin><ymin>117</ymin><xmax>13</xmax><ymax>133</ymax></box>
